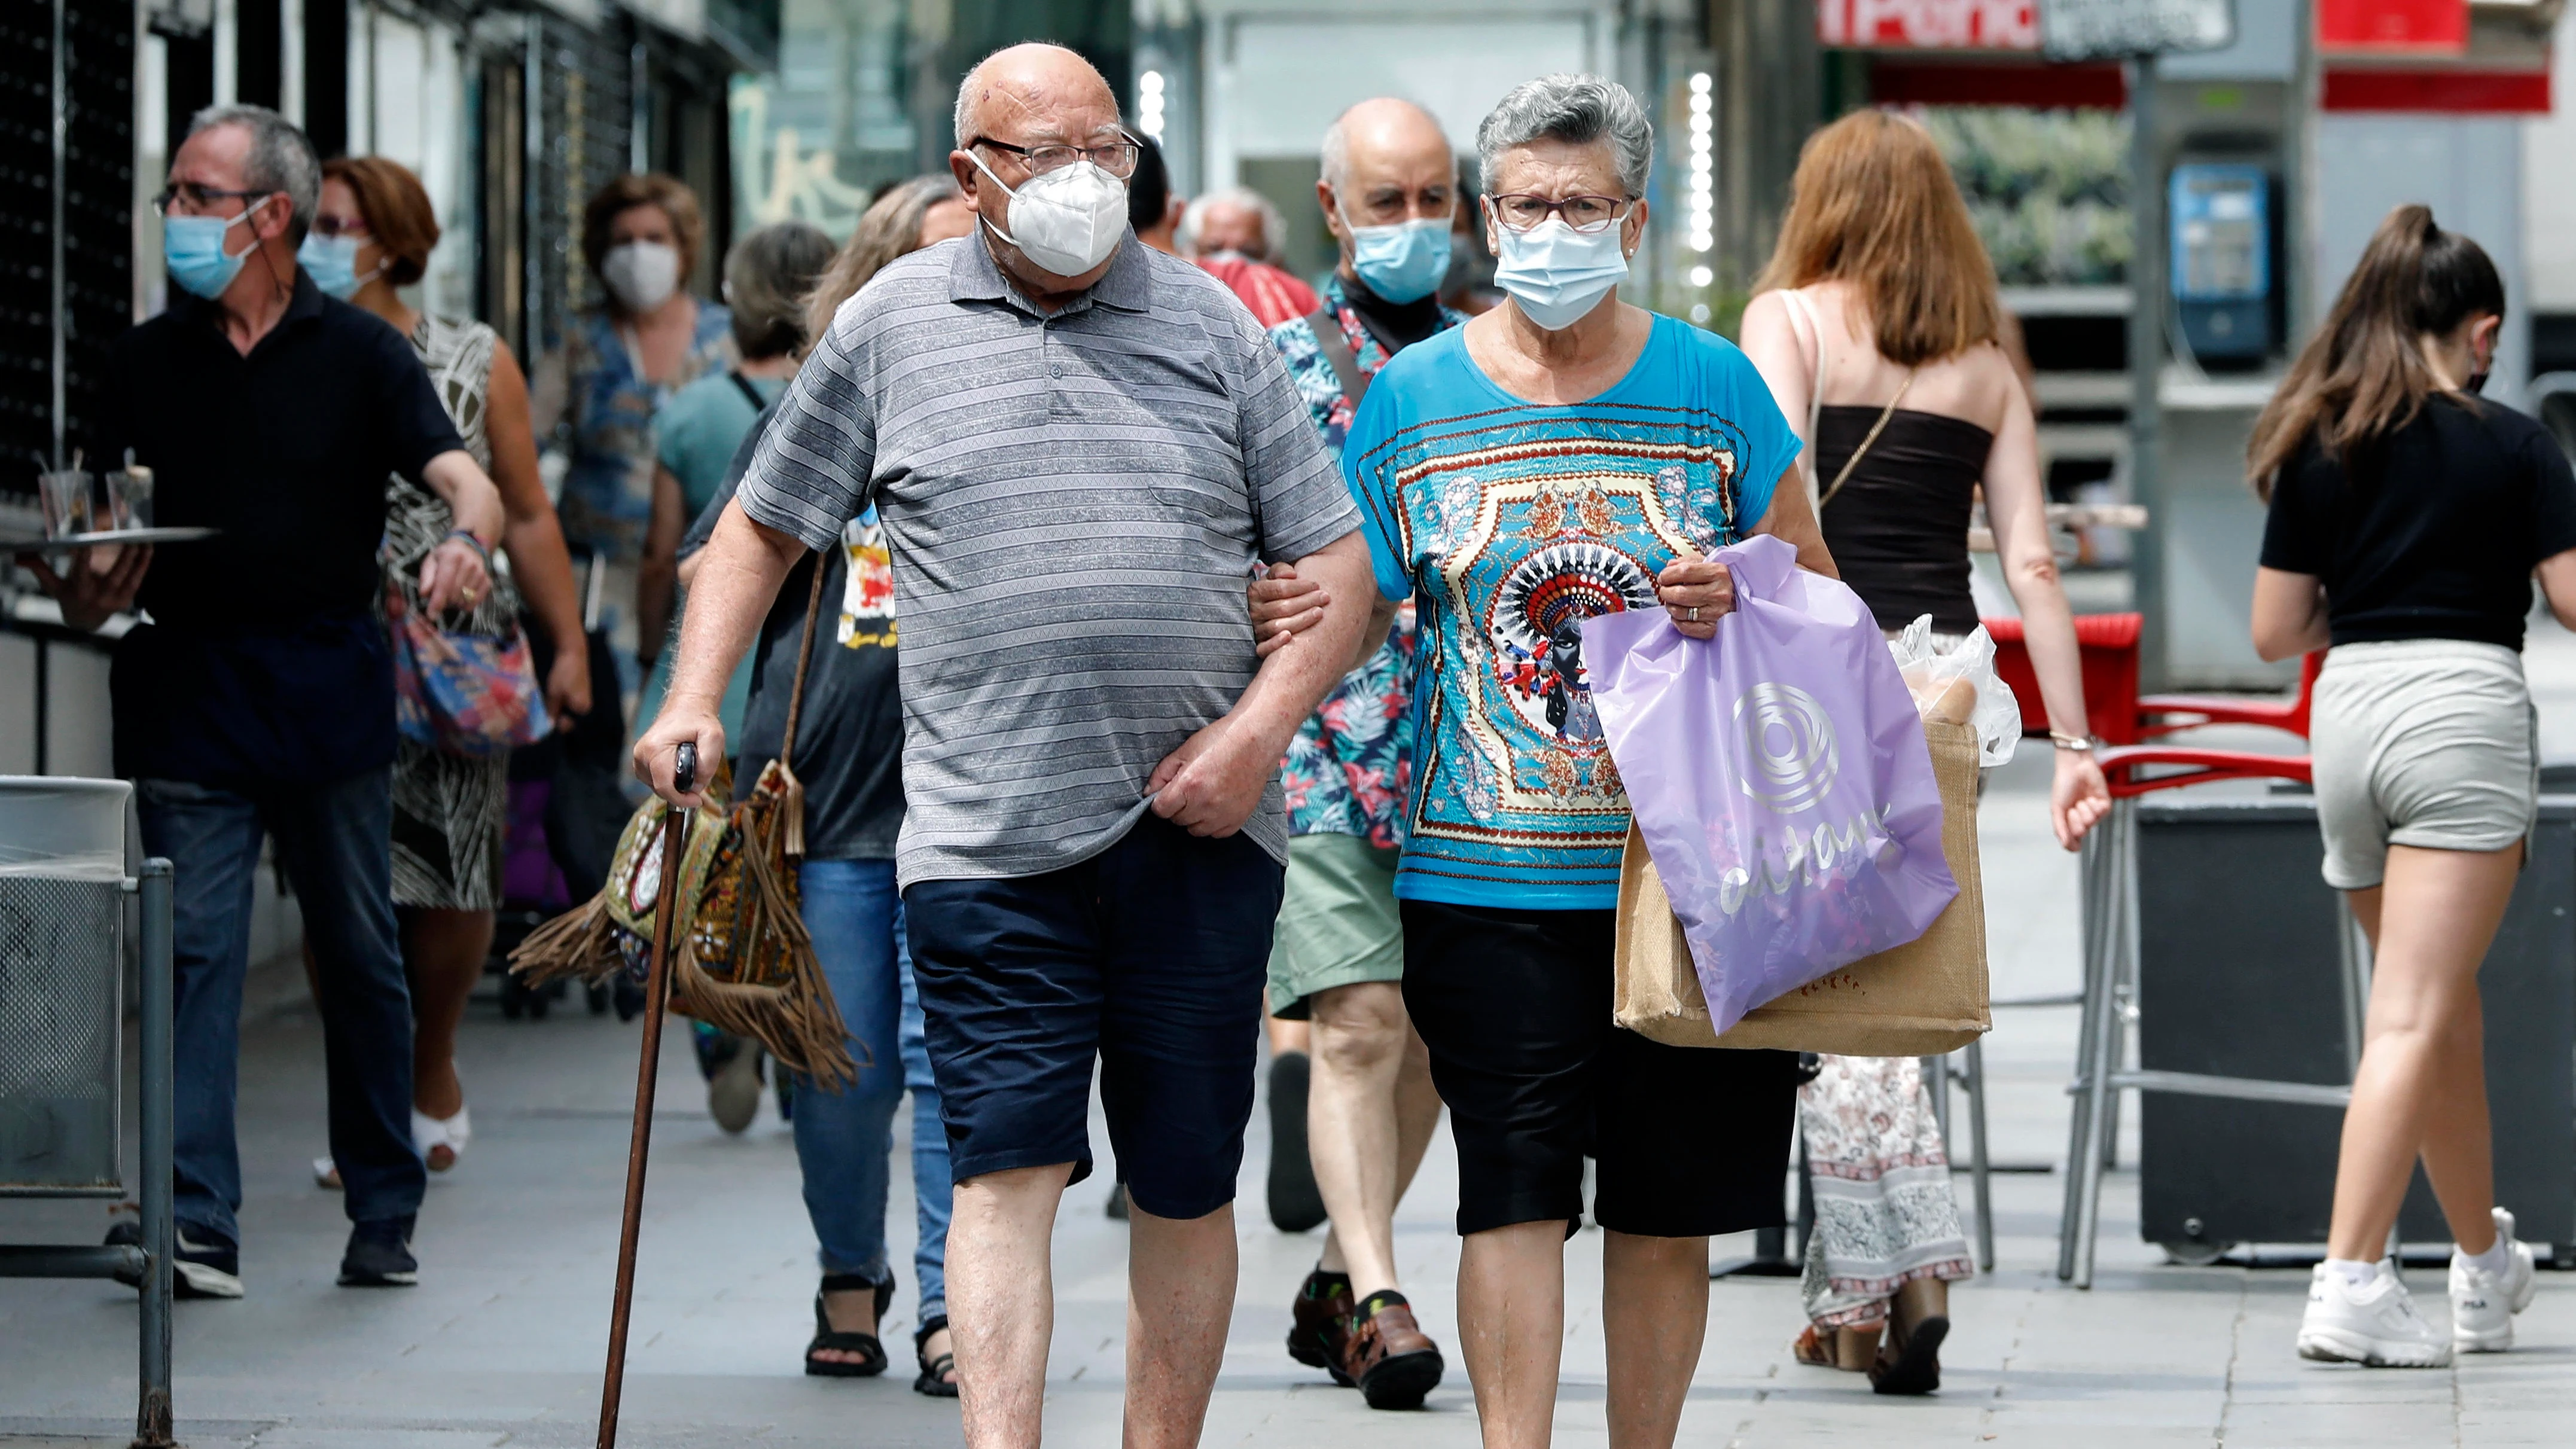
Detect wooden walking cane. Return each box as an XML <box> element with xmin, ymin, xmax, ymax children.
<box><xmin>597</xmin><ymin>741</ymin><xmax>696</xmax><ymax>1449</ymax></box>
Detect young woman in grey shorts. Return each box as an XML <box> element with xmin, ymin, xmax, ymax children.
<box><xmin>2250</xmin><ymin>205</ymin><xmax>2576</xmax><ymax>1368</ymax></box>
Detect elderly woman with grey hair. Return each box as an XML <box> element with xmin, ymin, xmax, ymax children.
<box><xmin>1331</xmin><ymin>73</ymin><xmax>1835</xmax><ymax>1445</ymax></box>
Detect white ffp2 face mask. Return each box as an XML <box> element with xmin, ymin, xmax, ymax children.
<box><xmin>970</xmin><ymin>154</ymin><xmax>1129</xmax><ymax>279</ymax></box>
<box><xmin>1490</xmin><ymin>215</ymin><xmax>1630</xmax><ymax>331</ymax></box>
<box><xmin>602</xmin><ymin>241</ymin><xmax>681</xmax><ymax>313</ymax></box>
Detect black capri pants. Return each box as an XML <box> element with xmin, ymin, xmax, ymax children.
<box><xmin>1400</xmin><ymin>898</ymin><xmax>1800</xmax><ymax>1238</ymax></box>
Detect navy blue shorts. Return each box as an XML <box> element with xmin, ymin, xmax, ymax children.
<box><xmin>903</xmin><ymin>815</ymin><xmax>1285</xmax><ymax>1220</ymax></box>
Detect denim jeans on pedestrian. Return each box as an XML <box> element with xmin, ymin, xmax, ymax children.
<box><xmin>137</xmin><ymin>770</ymin><xmax>425</xmax><ymax>1248</ymax></box>
<box><xmin>796</xmin><ymin>858</ymin><xmax>950</xmax><ymax>1320</ymax></box>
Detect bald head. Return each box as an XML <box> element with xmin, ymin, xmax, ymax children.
<box><xmin>1316</xmin><ymin>97</ymin><xmax>1458</xmax><ymax>270</ymax></box>
<box><xmin>1320</xmin><ymin>98</ymin><xmax>1450</xmax><ymax>195</ymax></box>
<box><xmin>952</xmin><ymin>43</ymin><xmax>1120</xmax><ymax>150</ymax></box>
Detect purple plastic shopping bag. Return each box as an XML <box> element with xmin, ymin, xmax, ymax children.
<box><xmin>1583</xmin><ymin>534</ymin><xmax>1956</xmax><ymax>1035</ymax></box>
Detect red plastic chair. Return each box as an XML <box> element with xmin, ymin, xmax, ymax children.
<box><xmin>1984</xmin><ymin>612</ymin><xmax>2144</xmax><ymax>744</ymax></box>
<box><xmin>2135</xmin><ymin>651</ymin><xmax>2324</xmax><ymax>742</ymax></box>
<box><xmin>2096</xmin><ymin>743</ymin><xmax>2313</xmax><ymax>798</ymax></box>
<box><xmin>1987</xmin><ymin>612</ymin><xmax>2322</xmax><ymax>746</ymax></box>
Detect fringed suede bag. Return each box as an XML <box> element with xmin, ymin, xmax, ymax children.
<box><xmin>512</xmin><ymin>565</ymin><xmax>856</xmax><ymax>1087</ymax></box>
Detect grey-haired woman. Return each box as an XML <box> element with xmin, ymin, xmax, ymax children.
<box><xmin>1334</xmin><ymin>74</ymin><xmax>1830</xmax><ymax>1445</ymax></box>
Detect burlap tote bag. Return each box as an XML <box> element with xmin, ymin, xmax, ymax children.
<box><xmin>1613</xmin><ymin>718</ymin><xmax>1989</xmax><ymax>1056</ymax></box>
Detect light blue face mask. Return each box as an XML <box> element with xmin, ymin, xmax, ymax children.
<box><xmin>1490</xmin><ymin>213</ymin><xmax>1630</xmax><ymax>331</ymax></box>
<box><xmin>1345</xmin><ymin>214</ymin><xmax>1452</xmax><ymax>304</ymax></box>
<box><xmin>297</xmin><ymin>232</ymin><xmax>378</xmax><ymax>300</ymax></box>
<box><xmin>163</xmin><ymin>196</ymin><xmax>270</xmax><ymax>300</ymax></box>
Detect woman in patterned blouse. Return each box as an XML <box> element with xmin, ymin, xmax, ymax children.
<box><xmin>305</xmin><ymin>157</ymin><xmax>589</xmax><ymax>1179</ymax></box>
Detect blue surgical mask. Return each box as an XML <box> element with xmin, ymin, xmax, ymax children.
<box><xmin>1345</xmin><ymin>215</ymin><xmax>1452</xmax><ymax>305</ymax></box>
<box><xmin>1490</xmin><ymin>215</ymin><xmax>1630</xmax><ymax>331</ymax></box>
<box><xmin>298</xmin><ymin>232</ymin><xmax>378</xmax><ymax>300</ymax></box>
<box><xmin>162</xmin><ymin>196</ymin><xmax>270</xmax><ymax>300</ymax></box>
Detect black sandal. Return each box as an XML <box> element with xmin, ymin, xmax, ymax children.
<box><xmin>1868</xmin><ymin>1313</ymin><xmax>1949</xmax><ymax>1396</ymax></box>
<box><xmin>804</xmin><ymin>1273</ymin><xmax>892</xmax><ymax>1378</ymax></box>
<box><xmin>913</xmin><ymin>1314</ymin><xmax>961</xmax><ymax>1398</ymax></box>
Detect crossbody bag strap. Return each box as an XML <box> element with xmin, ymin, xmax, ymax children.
<box><xmin>1816</xmin><ymin>371</ymin><xmax>1916</xmax><ymax>511</ymax></box>
<box><xmin>778</xmin><ymin>551</ymin><xmax>830</xmax><ymax>776</ymax></box>
<box><xmin>727</xmin><ymin>370</ymin><xmax>769</xmax><ymax>414</ymax></box>
<box><xmin>1306</xmin><ymin>306</ymin><xmax>1371</xmax><ymax>416</ymax></box>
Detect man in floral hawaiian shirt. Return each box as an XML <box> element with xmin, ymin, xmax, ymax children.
<box><xmin>1252</xmin><ymin>97</ymin><xmax>1464</xmax><ymax>1411</ymax></box>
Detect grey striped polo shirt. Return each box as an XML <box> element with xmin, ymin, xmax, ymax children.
<box><xmin>734</xmin><ymin>232</ymin><xmax>1359</xmax><ymax>887</ymax></box>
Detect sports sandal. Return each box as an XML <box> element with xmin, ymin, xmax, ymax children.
<box><xmin>804</xmin><ymin>1273</ymin><xmax>892</xmax><ymax>1378</ymax></box>
<box><xmin>913</xmin><ymin>1313</ymin><xmax>961</xmax><ymax>1398</ymax></box>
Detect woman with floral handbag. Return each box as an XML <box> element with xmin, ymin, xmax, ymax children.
<box><xmin>304</xmin><ymin>157</ymin><xmax>589</xmax><ymax>1188</ymax></box>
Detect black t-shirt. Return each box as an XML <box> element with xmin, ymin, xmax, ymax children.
<box><xmin>678</xmin><ymin>404</ymin><xmax>905</xmax><ymax>861</ymax></box>
<box><xmin>2258</xmin><ymin>393</ymin><xmax>2576</xmax><ymax>651</ymax></box>
<box><xmin>86</xmin><ymin>272</ymin><xmax>466</xmax><ymax>784</ymax></box>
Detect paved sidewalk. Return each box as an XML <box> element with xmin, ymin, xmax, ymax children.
<box><xmin>8</xmin><ymin>626</ymin><xmax>2576</xmax><ymax>1447</ymax></box>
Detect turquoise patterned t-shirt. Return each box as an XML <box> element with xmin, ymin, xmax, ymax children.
<box><xmin>1342</xmin><ymin>315</ymin><xmax>1800</xmax><ymax>909</ymax></box>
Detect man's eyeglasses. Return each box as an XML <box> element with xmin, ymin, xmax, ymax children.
<box><xmin>969</xmin><ymin>135</ymin><xmax>1142</xmax><ymax>180</ymax></box>
<box><xmin>152</xmin><ymin>182</ymin><xmax>276</xmax><ymax>215</ymax></box>
<box><xmin>1487</xmin><ymin>193</ymin><xmax>1633</xmax><ymax>234</ymax></box>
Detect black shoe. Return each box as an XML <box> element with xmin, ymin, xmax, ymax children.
<box><xmin>339</xmin><ymin>1215</ymin><xmax>419</xmax><ymax>1288</ymax></box>
<box><xmin>1266</xmin><ymin>1051</ymin><xmax>1326</xmax><ymax>1233</ymax></box>
<box><xmin>1105</xmin><ymin>1181</ymin><xmax>1131</xmax><ymax>1221</ymax></box>
<box><xmin>106</xmin><ymin>1219</ymin><xmax>243</xmax><ymax>1299</ymax></box>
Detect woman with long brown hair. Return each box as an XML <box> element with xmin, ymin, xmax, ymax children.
<box><xmin>2251</xmin><ymin>204</ymin><xmax>2575</xmax><ymax>1366</ymax></box>
<box><xmin>1737</xmin><ymin>108</ymin><xmax>2109</xmax><ymax>1393</ymax></box>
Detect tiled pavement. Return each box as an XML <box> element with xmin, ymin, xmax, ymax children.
<box><xmin>9</xmin><ymin>622</ymin><xmax>2576</xmax><ymax>1447</ymax></box>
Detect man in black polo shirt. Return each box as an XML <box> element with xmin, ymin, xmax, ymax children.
<box><xmin>28</xmin><ymin>105</ymin><xmax>505</xmax><ymax>1297</ymax></box>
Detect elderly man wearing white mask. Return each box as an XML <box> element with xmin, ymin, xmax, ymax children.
<box><xmin>635</xmin><ymin>41</ymin><xmax>1388</xmax><ymax>1449</ymax></box>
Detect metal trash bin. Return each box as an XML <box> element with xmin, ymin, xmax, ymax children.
<box><xmin>0</xmin><ymin>777</ymin><xmax>177</xmax><ymax>1448</ymax></box>
<box><xmin>0</xmin><ymin>779</ymin><xmax>129</xmax><ymax>1190</ymax></box>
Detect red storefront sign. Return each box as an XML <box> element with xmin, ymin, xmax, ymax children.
<box><xmin>2315</xmin><ymin>0</ymin><xmax>2469</xmax><ymax>54</ymax></box>
<box><xmin>1818</xmin><ymin>0</ymin><xmax>2041</xmax><ymax>50</ymax></box>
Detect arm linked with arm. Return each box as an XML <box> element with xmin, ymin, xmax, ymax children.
<box><xmin>1148</xmin><ymin>531</ymin><xmax>1379</xmax><ymax>837</ymax></box>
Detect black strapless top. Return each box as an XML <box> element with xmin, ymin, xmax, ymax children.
<box><xmin>1813</xmin><ymin>404</ymin><xmax>1996</xmax><ymax>635</ymax></box>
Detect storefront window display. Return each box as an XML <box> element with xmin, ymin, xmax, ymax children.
<box><xmin>732</xmin><ymin>0</ymin><xmax>949</xmax><ymax>239</ymax></box>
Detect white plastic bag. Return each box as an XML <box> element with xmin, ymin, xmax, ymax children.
<box><xmin>1888</xmin><ymin>615</ymin><xmax>2021</xmax><ymax>767</ymax></box>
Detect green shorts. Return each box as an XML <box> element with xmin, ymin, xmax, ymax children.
<box><xmin>1266</xmin><ymin>832</ymin><xmax>1405</xmax><ymax>1018</ymax></box>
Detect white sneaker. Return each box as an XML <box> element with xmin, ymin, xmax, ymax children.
<box><xmin>2450</xmin><ymin>1207</ymin><xmax>2538</xmax><ymax>1353</ymax></box>
<box><xmin>2297</xmin><ymin>1261</ymin><xmax>2452</xmax><ymax>1367</ymax></box>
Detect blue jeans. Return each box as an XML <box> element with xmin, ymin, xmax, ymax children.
<box><xmin>137</xmin><ymin>770</ymin><xmax>424</xmax><ymax>1246</ymax></box>
<box><xmin>796</xmin><ymin>859</ymin><xmax>950</xmax><ymax>1320</ymax></box>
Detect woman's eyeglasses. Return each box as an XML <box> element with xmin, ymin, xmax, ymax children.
<box><xmin>1486</xmin><ymin>193</ymin><xmax>1632</xmax><ymax>234</ymax></box>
